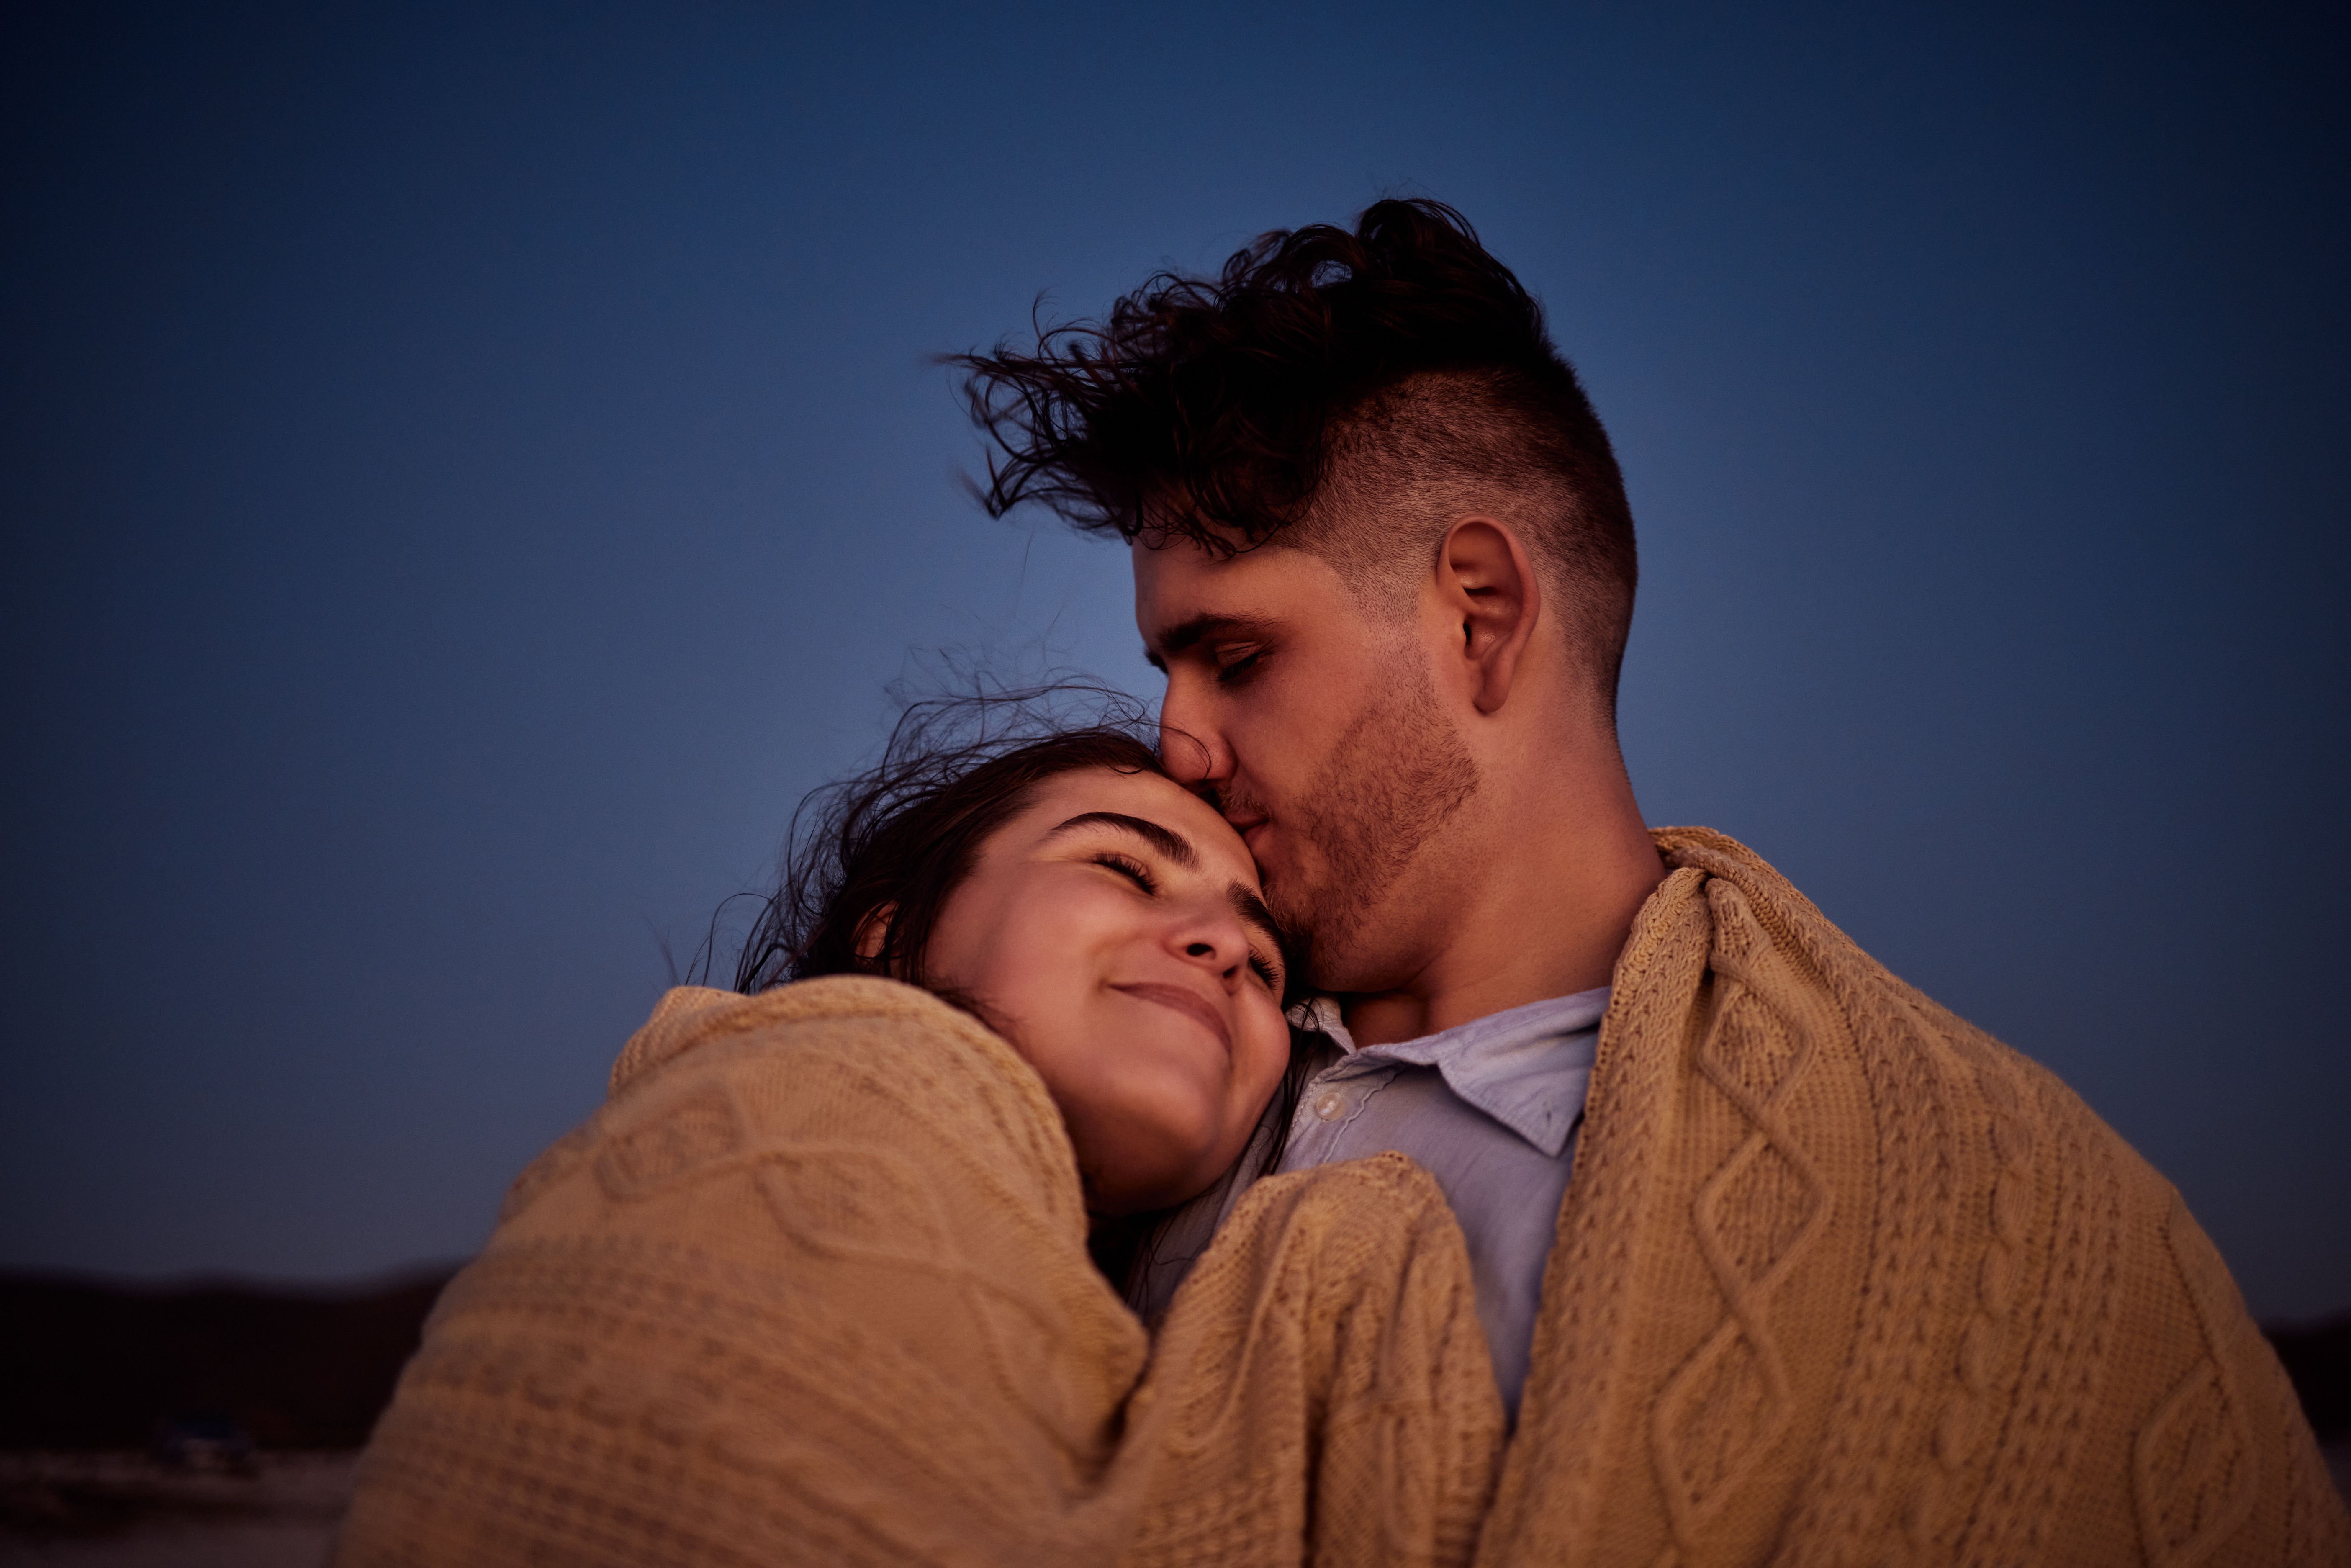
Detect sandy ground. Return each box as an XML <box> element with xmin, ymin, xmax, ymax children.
<box><xmin>2</xmin><ymin>1443</ymin><xmax>2344</xmax><ymax>1562</ymax></box>
<box><xmin>0</xmin><ymin>1452</ymin><xmax>356</xmax><ymax>1568</ymax></box>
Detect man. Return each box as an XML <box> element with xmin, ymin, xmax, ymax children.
<box><xmin>955</xmin><ymin>200</ymin><xmax>2346</xmax><ymax>1563</ymax></box>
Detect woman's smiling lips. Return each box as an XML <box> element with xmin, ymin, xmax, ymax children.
<box><xmin>1110</xmin><ymin>982</ymin><xmax>1233</xmax><ymax>1056</ymax></box>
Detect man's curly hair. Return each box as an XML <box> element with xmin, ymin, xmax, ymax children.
<box><xmin>948</xmin><ymin>197</ymin><xmax>1640</xmax><ymax>709</ymax></box>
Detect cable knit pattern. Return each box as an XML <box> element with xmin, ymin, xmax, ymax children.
<box><xmin>332</xmin><ymin>974</ymin><xmax>1504</xmax><ymax>1568</ymax></box>
<box><xmin>1475</xmin><ymin>828</ymin><xmax>2346</xmax><ymax>1566</ymax></box>
<box><xmin>336</xmin><ymin>832</ymin><xmax>2347</xmax><ymax>1566</ymax></box>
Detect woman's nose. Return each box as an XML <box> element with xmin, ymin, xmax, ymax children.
<box><xmin>1175</xmin><ymin>921</ymin><xmax>1247</xmax><ymax>982</ymax></box>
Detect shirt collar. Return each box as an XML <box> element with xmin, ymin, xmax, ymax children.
<box><xmin>1286</xmin><ymin>987</ymin><xmax>1609</xmax><ymax>1157</ymax></box>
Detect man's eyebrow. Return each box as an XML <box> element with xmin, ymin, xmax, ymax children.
<box><xmin>1142</xmin><ymin>612</ymin><xmax>1278</xmax><ymax>669</ymax></box>
<box><xmin>1045</xmin><ymin>811</ymin><xmax>1197</xmax><ymax>868</ymax></box>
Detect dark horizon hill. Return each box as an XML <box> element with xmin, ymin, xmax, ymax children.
<box><xmin>0</xmin><ymin>1267</ymin><xmax>459</xmax><ymax>1451</ymax></box>
<box><xmin>0</xmin><ymin>1267</ymin><xmax>2345</xmax><ymax>1455</ymax></box>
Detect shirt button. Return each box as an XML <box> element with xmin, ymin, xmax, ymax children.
<box><xmin>1312</xmin><ymin>1089</ymin><xmax>1347</xmax><ymax>1121</ymax></box>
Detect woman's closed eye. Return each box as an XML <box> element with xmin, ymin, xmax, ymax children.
<box><xmin>1097</xmin><ymin>849</ymin><xmax>1282</xmax><ymax>990</ymax></box>
<box><xmin>1093</xmin><ymin>851</ymin><xmax>1159</xmax><ymax>894</ymax></box>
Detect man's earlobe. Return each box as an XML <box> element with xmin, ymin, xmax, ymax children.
<box><xmin>1439</xmin><ymin>517</ymin><xmax>1541</xmax><ymax>715</ymax></box>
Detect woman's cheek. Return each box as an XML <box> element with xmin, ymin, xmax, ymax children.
<box><xmin>992</xmin><ymin>879</ymin><xmax>1096</xmax><ymax>1004</ymax></box>
<box><xmin>1256</xmin><ymin>992</ymin><xmax>1291</xmax><ymax>1057</ymax></box>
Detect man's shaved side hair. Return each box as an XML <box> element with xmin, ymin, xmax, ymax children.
<box><xmin>949</xmin><ymin>198</ymin><xmax>1639</xmax><ymax>718</ymax></box>
<box><xmin>1295</xmin><ymin>368</ymin><xmax>1636</xmax><ymax>710</ymax></box>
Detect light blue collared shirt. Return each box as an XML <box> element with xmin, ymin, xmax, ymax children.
<box><xmin>1134</xmin><ymin>987</ymin><xmax>1606</xmax><ymax>1419</ymax></box>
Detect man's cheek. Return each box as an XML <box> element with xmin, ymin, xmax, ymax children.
<box><xmin>1226</xmin><ymin>706</ymin><xmax>1294</xmax><ymax>783</ymax></box>
<box><xmin>1256</xmin><ymin>825</ymin><xmax>1317</xmax><ymax>895</ymax></box>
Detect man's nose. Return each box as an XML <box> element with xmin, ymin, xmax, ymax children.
<box><xmin>1156</xmin><ymin>679</ymin><xmax>1230</xmax><ymax>788</ymax></box>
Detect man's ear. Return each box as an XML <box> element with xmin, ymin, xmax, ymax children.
<box><xmin>852</xmin><ymin>902</ymin><xmax>899</xmax><ymax>969</ymax></box>
<box><xmin>1436</xmin><ymin>517</ymin><xmax>1541</xmax><ymax>715</ymax></box>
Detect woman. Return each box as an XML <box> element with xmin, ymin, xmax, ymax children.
<box><xmin>731</xmin><ymin>719</ymin><xmax>1306</xmax><ymax>1252</ymax></box>
<box><xmin>333</xmin><ymin>713</ymin><xmax>1503</xmax><ymax>1568</ymax></box>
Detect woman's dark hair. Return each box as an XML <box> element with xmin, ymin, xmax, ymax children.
<box><xmin>725</xmin><ymin>688</ymin><xmax>1310</xmax><ymax>1293</ymax></box>
<box><xmin>732</xmin><ymin>693</ymin><xmax>1167</xmax><ymax>995</ymax></box>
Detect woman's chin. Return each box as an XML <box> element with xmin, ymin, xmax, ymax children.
<box><xmin>1063</xmin><ymin>1056</ymin><xmax>1257</xmax><ymax>1213</ymax></box>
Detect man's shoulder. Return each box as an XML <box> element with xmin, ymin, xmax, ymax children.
<box><xmin>1502</xmin><ymin>835</ymin><xmax>2347</xmax><ymax>1568</ymax></box>
<box><xmin>1631</xmin><ymin>825</ymin><xmax>2147</xmax><ymax>1182</ymax></box>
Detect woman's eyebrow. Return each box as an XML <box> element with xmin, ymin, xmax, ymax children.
<box><xmin>1045</xmin><ymin>811</ymin><xmax>1197</xmax><ymax>868</ymax></box>
<box><xmin>1227</xmin><ymin>884</ymin><xmax>1286</xmax><ymax>964</ymax></box>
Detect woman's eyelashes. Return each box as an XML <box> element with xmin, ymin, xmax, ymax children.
<box><xmin>1092</xmin><ymin>851</ymin><xmax>1159</xmax><ymax>894</ymax></box>
<box><xmin>1092</xmin><ymin>848</ymin><xmax>1281</xmax><ymax>991</ymax></box>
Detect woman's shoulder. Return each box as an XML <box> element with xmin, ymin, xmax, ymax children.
<box><xmin>608</xmin><ymin>974</ymin><xmax>1020</xmax><ymax>1098</ymax></box>
<box><xmin>578</xmin><ymin>973</ymin><xmax>1091</xmax><ymax>1244</ymax></box>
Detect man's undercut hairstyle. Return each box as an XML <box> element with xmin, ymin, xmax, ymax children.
<box><xmin>952</xmin><ymin>198</ymin><xmax>1640</xmax><ymax>714</ymax></box>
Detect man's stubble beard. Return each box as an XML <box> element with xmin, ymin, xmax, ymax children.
<box><xmin>1254</xmin><ymin>653</ymin><xmax>1480</xmax><ymax>991</ymax></box>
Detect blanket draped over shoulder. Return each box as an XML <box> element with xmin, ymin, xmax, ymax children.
<box><xmin>1480</xmin><ymin>829</ymin><xmax>2344</xmax><ymax>1566</ymax></box>
<box><xmin>335</xmin><ymin>829</ymin><xmax>2347</xmax><ymax>1567</ymax></box>
<box><xmin>332</xmin><ymin>973</ymin><xmax>1506</xmax><ymax>1567</ymax></box>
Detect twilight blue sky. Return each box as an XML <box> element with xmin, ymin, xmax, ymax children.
<box><xmin>4</xmin><ymin>1</ymin><xmax>2345</xmax><ymax>1318</ymax></box>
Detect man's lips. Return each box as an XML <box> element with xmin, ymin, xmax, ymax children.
<box><xmin>1110</xmin><ymin>982</ymin><xmax>1233</xmax><ymax>1056</ymax></box>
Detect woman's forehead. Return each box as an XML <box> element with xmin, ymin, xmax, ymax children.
<box><xmin>1022</xmin><ymin>767</ymin><xmax>1253</xmax><ymax>870</ymax></box>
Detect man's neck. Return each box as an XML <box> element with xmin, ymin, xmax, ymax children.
<box><xmin>1337</xmin><ymin>746</ymin><xmax>1664</xmax><ymax>1048</ymax></box>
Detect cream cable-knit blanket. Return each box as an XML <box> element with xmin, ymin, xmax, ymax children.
<box><xmin>334</xmin><ymin>972</ymin><xmax>1506</xmax><ymax>1566</ymax></box>
<box><xmin>337</xmin><ymin>829</ymin><xmax>2346</xmax><ymax>1566</ymax></box>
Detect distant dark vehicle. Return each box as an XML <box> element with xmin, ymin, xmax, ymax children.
<box><xmin>150</xmin><ymin>1412</ymin><xmax>257</xmax><ymax>1473</ymax></box>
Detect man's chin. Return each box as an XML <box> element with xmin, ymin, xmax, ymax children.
<box><xmin>1243</xmin><ymin>835</ymin><xmax>1298</xmax><ymax>903</ymax></box>
<box><xmin>1251</xmin><ymin>856</ymin><xmax>1316</xmax><ymax>931</ymax></box>
<box><xmin>1264</xmin><ymin>887</ymin><xmax>1359</xmax><ymax>987</ymax></box>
